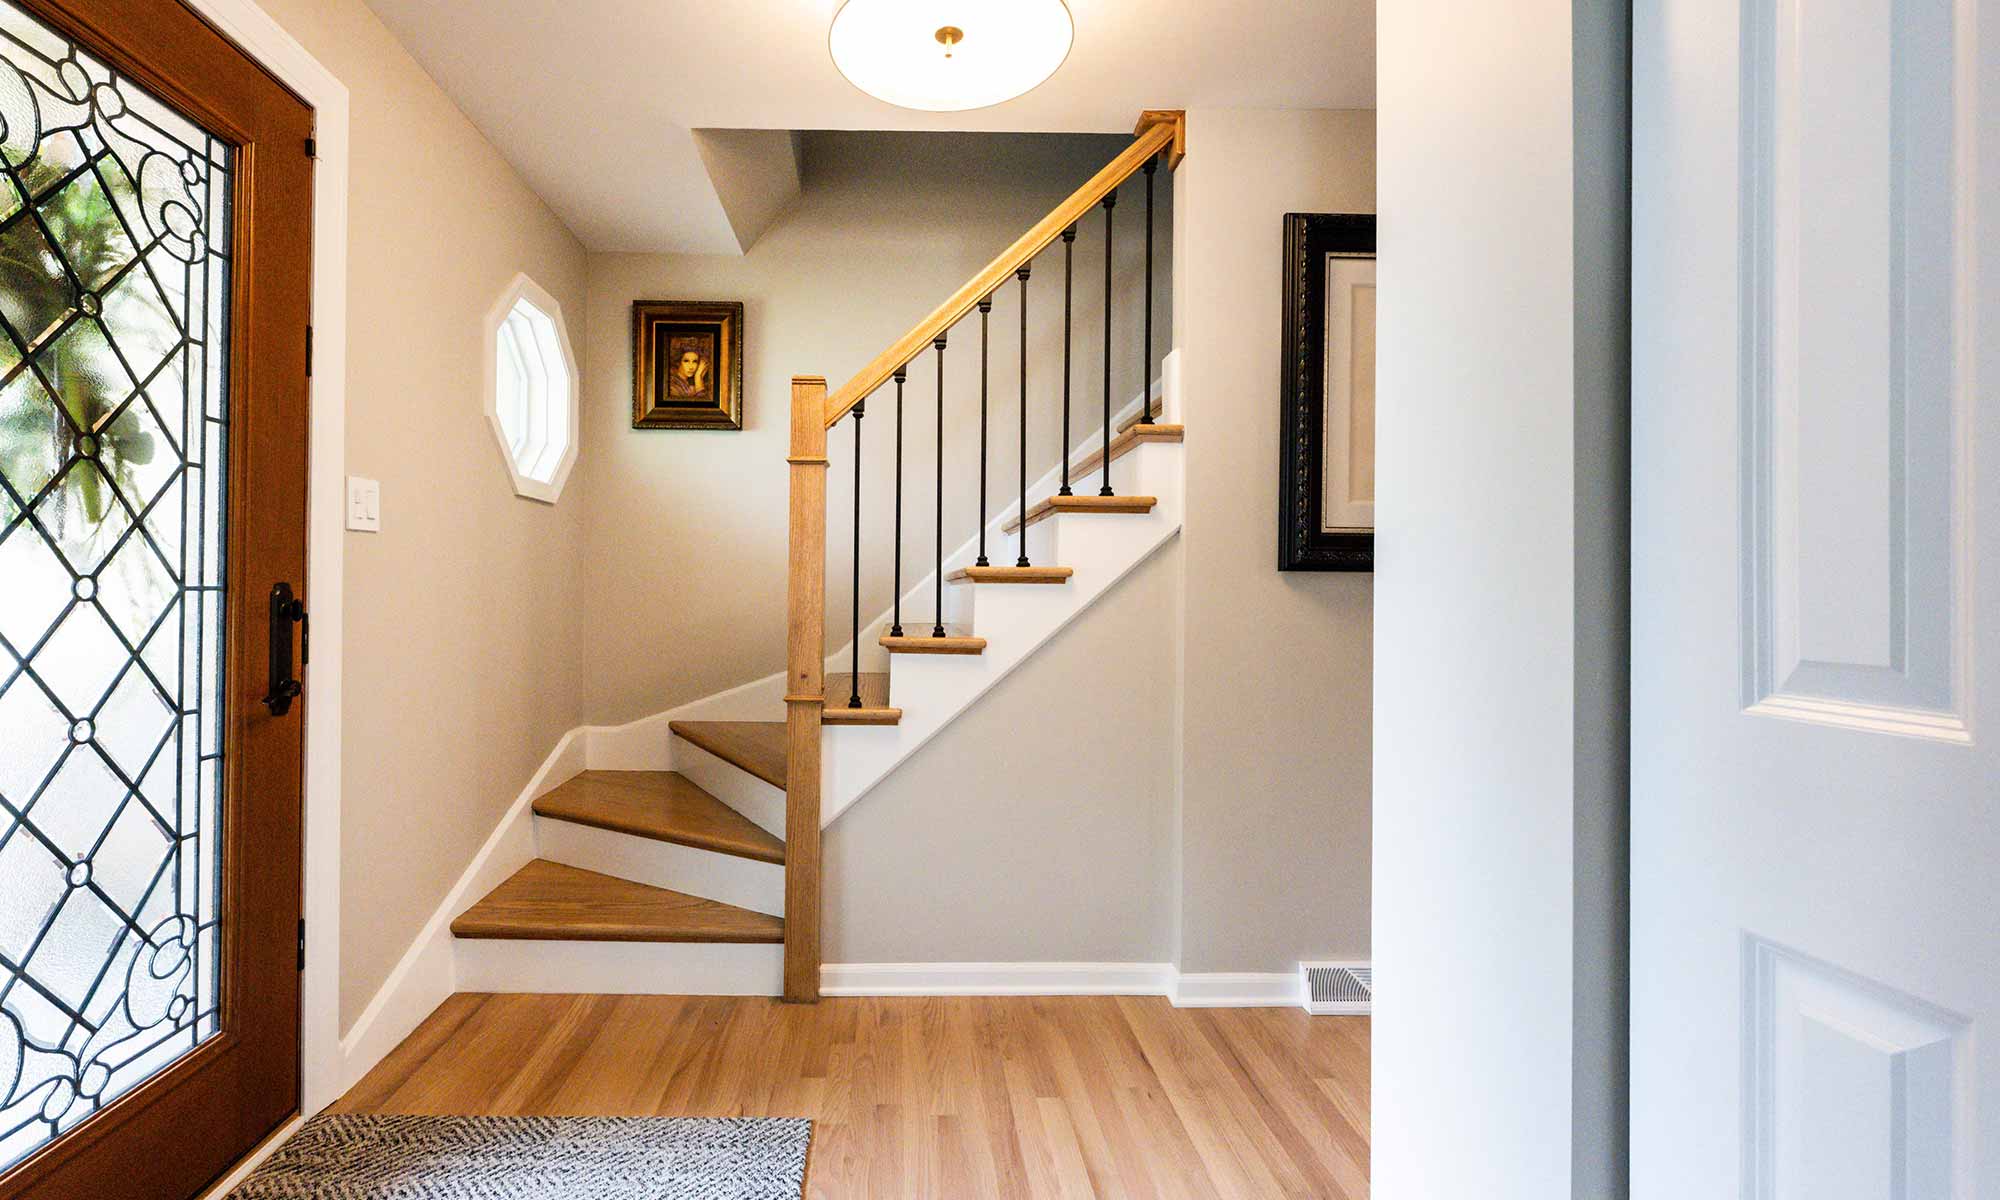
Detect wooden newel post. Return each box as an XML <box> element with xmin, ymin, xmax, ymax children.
<box><xmin>783</xmin><ymin>376</ymin><xmax>828</xmax><ymax>1003</ymax></box>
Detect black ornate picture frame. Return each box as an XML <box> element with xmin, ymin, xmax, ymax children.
<box><xmin>1280</xmin><ymin>213</ymin><xmax>1376</xmax><ymax>571</ymax></box>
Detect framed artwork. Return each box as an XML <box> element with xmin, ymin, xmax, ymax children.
<box><xmin>633</xmin><ymin>300</ymin><xmax>745</xmax><ymax>429</ymax></box>
<box><xmin>1279</xmin><ymin>213</ymin><xmax>1376</xmax><ymax>571</ymax></box>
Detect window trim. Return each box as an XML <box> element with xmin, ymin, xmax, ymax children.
<box><xmin>482</xmin><ymin>272</ymin><xmax>579</xmax><ymax>503</ymax></box>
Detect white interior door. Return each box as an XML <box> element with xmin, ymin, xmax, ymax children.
<box><xmin>1633</xmin><ymin>0</ymin><xmax>1996</xmax><ymax>1195</ymax></box>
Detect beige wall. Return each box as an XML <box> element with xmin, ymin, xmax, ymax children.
<box><xmin>1173</xmin><ymin>109</ymin><xmax>1377</xmax><ymax>973</ymax></box>
<box><xmin>254</xmin><ymin>0</ymin><xmax>591</xmax><ymax>1030</ymax></box>
<box><xmin>577</xmin><ymin>131</ymin><xmax>1161</xmax><ymax>722</ymax></box>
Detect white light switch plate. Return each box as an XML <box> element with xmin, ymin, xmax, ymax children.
<box><xmin>346</xmin><ymin>476</ymin><xmax>380</xmax><ymax>532</ymax></box>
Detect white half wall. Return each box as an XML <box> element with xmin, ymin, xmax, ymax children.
<box><xmin>1375</xmin><ymin>3</ymin><xmax>1629</xmax><ymax>1199</ymax></box>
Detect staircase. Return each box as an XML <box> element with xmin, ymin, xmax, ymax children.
<box><xmin>449</xmin><ymin>112</ymin><xmax>1187</xmax><ymax>1002</ymax></box>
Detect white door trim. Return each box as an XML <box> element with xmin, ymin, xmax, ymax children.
<box><xmin>178</xmin><ymin>0</ymin><xmax>351</xmax><ymax>1118</ymax></box>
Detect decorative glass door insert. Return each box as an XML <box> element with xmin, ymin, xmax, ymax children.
<box><xmin>0</xmin><ymin>0</ymin><xmax>233</xmax><ymax>1174</ymax></box>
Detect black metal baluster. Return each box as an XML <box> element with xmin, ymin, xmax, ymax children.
<box><xmin>1016</xmin><ymin>263</ymin><xmax>1032</xmax><ymax>566</ymax></box>
<box><xmin>976</xmin><ymin>296</ymin><xmax>992</xmax><ymax>567</ymax></box>
<box><xmin>848</xmin><ymin>400</ymin><xmax>864</xmax><ymax>708</ymax></box>
<box><xmin>1141</xmin><ymin>156</ymin><xmax>1157</xmax><ymax>425</ymax></box>
<box><xmin>890</xmin><ymin>366</ymin><xmax>906</xmax><ymax>638</ymax></box>
<box><xmin>1059</xmin><ymin>226</ymin><xmax>1076</xmax><ymax>496</ymax></box>
<box><xmin>1100</xmin><ymin>189</ymin><xmax>1117</xmax><ymax>496</ymax></box>
<box><xmin>932</xmin><ymin>333</ymin><xmax>947</xmax><ymax>638</ymax></box>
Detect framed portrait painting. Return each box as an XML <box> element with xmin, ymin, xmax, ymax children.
<box><xmin>1279</xmin><ymin>213</ymin><xmax>1375</xmax><ymax>571</ymax></box>
<box><xmin>633</xmin><ymin>300</ymin><xmax>745</xmax><ymax>429</ymax></box>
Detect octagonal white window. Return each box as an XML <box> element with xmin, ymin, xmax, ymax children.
<box><xmin>483</xmin><ymin>274</ymin><xmax>579</xmax><ymax>502</ymax></box>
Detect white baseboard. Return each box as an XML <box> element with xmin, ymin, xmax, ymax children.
<box><xmin>1168</xmin><ymin>971</ymin><xmax>1305</xmax><ymax>1008</ymax></box>
<box><xmin>821</xmin><ymin>961</ymin><xmax>1175</xmax><ymax>997</ymax></box>
<box><xmin>819</xmin><ymin>962</ymin><xmax>1310</xmax><ymax>1009</ymax></box>
<box><xmin>333</xmin><ymin>729</ymin><xmax>586</xmax><ymax>1092</ymax></box>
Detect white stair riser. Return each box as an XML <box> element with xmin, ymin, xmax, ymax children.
<box><xmin>533</xmin><ymin>817</ymin><xmax>785</xmax><ymax>916</ymax></box>
<box><xmin>455</xmin><ymin>939</ymin><xmax>783</xmax><ymax>995</ymax></box>
<box><xmin>672</xmin><ymin>735</ymin><xmax>788</xmax><ymax>838</ymax></box>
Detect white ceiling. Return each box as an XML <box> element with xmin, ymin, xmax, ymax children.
<box><xmin>361</xmin><ymin>1</ymin><xmax>1376</xmax><ymax>253</ymax></box>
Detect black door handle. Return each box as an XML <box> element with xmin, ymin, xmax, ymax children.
<box><xmin>263</xmin><ymin>582</ymin><xmax>306</xmax><ymax>716</ymax></box>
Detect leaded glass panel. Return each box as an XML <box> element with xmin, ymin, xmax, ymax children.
<box><xmin>0</xmin><ymin>0</ymin><xmax>232</xmax><ymax>1175</ymax></box>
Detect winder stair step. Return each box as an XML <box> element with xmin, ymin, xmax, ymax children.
<box><xmin>450</xmin><ymin>859</ymin><xmax>784</xmax><ymax>943</ymax></box>
<box><xmin>532</xmin><ymin>770</ymin><xmax>784</xmax><ymax>864</ymax></box>
<box><xmin>668</xmin><ymin>720</ymin><xmax>789</xmax><ymax>789</ymax></box>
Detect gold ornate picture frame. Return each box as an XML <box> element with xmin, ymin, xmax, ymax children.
<box><xmin>633</xmin><ymin>300</ymin><xmax>745</xmax><ymax>429</ymax></box>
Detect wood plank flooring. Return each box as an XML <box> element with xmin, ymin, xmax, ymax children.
<box><xmin>335</xmin><ymin>994</ymin><xmax>1370</xmax><ymax>1199</ymax></box>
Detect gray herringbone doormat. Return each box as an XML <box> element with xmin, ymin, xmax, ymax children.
<box><xmin>229</xmin><ymin>1114</ymin><xmax>812</xmax><ymax>1199</ymax></box>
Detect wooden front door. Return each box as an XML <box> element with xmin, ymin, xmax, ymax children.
<box><xmin>0</xmin><ymin>0</ymin><xmax>312</xmax><ymax>1196</ymax></box>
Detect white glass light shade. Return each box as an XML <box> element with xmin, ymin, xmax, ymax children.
<box><xmin>828</xmin><ymin>0</ymin><xmax>1074</xmax><ymax>113</ymax></box>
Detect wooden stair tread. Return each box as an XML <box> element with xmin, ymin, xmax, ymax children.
<box><xmin>532</xmin><ymin>771</ymin><xmax>783</xmax><ymax>864</ymax></box>
<box><xmin>881</xmin><ymin>634</ymin><xmax>987</xmax><ymax>655</ymax></box>
<box><xmin>450</xmin><ymin>860</ymin><xmax>784</xmax><ymax>943</ymax></box>
<box><xmin>1003</xmin><ymin>494</ymin><xmax>1159</xmax><ymax>534</ymax></box>
<box><xmin>946</xmin><ymin>565</ymin><xmax>1075</xmax><ymax>584</ymax></box>
<box><xmin>822</xmin><ymin>706</ymin><xmax>902</xmax><ymax>725</ymax></box>
<box><xmin>669</xmin><ymin>720</ymin><xmax>789</xmax><ymax>790</ymax></box>
<box><xmin>1067</xmin><ymin>422</ymin><xmax>1184</xmax><ymax>484</ymax></box>
<box><xmin>823</xmin><ymin>672</ymin><xmax>900</xmax><ymax>725</ymax></box>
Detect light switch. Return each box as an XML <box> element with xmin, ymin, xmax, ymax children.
<box><xmin>346</xmin><ymin>476</ymin><xmax>380</xmax><ymax>532</ymax></box>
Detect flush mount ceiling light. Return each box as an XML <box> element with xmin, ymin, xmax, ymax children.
<box><xmin>828</xmin><ymin>0</ymin><xmax>1075</xmax><ymax>113</ymax></box>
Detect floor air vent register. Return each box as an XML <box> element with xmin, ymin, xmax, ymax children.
<box><xmin>1301</xmin><ymin>963</ymin><xmax>1372</xmax><ymax>1015</ymax></box>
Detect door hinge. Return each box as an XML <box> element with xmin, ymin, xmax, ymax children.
<box><xmin>300</xmin><ymin>610</ymin><xmax>310</xmax><ymax>667</ymax></box>
<box><xmin>305</xmin><ymin>324</ymin><xmax>313</xmax><ymax>378</ymax></box>
<box><xmin>297</xmin><ymin>919</ymin><xmax>306</xmax><ymax>970</ymax></box>
<box><xmin>304</xmin><ymin>136</ymin><xmax>317</xmax><ymax>159</ymax></box>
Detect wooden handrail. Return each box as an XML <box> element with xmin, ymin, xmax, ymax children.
<box><xmin>820</xmin><ymin>110</ymin><xmax>1185</xmax><ymax>428</ymax></box>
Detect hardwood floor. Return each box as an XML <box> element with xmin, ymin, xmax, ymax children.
<box><xmin>334</xmin><ymin>994</ymin><xmax>1371</xmax><ymax>1198</ymax></box>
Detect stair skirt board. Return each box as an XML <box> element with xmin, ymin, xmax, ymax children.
<box><xmin>534</xmin><ymin>817</ymin><xmax>784</xmax><ymax>917</ymax></box>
